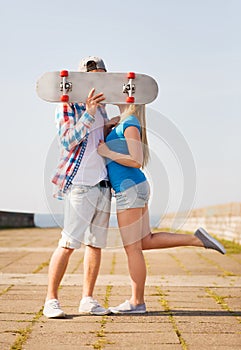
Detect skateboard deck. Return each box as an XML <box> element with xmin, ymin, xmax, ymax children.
<box><xmin>36</xmin><ymin>71</ymin><xmax>158</xmax><ymax>104</ymax></box>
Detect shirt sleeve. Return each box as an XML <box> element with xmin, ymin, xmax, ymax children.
<box><xmin>55</xmin><ymin>103</ymin><xmax>95</xmax><ymax>151</ymax></box>
<box><xmin>122</xmin><ymin>115</ymin><xmax>141</xmax><ymax>134</ymax></box>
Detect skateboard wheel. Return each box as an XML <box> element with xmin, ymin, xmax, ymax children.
<box><xmin>126</xmin><ymin>96</ymin><xmax>135</xmax><ymax>103</ymax></box>
<box><xmin>127</xmin><ymin>72</ymin><xmax>135</xmax><ymax>79</ymax></box>
<box><xmin>61</xmin><ymin>95</ymin><xmax>69</xmax><ymax>102</ymax></box>
<box><xmin>60</xmin><ymin>70</ymin><xmax>69</xmax><ymax>77</ymax></box>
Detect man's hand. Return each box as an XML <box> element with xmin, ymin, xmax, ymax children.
<box><xmin>86</xmin><ymin>88</ymin><xmax>105</xmax><ymax>116</ymax></box>
<box><xmin>104</xmin><ymin>116</ymin><xmax>120</xmax><ymax>137</ymax></box>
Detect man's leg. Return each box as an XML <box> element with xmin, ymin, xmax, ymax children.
<box><xmin>82</xmin><ymin>245</ymin><xmax>101</xmax><ymax>298</ymax></box>
<box><xmin>46</xmin><ymin>246</ymin><xmax>74</xmax><ymax>300</ymax></box>
<box><xmin>43</xmin><ymin>246</ymin><xmax>73</xmax><ymax>318</ymax></box>
<box><xmin>79</xmin><ymin>244</ymin><xmax>110</xmax><ymax>315</ymax></box>
<box><xmin>79</xmin><ymin>186</ymin><xmax>111</xmax><ymax>315</ymax></box>
<box><xmin>81</xmin><ymin>186</ymin><xmax>110</xmax><ymax>298</ymax></box>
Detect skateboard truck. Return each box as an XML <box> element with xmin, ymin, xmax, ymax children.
<box><xmin>123</xmin><ymin>72</ymin><xmax>136</xmax><ymax>103</ymax></box>
<box><xmin>60</xmin><ymin>70</ymin><xmax>72</xmax><ymax>102</ymax></box>
<box><xmin>60</xmin><ymin>70</ymin><xmax>136</xmax><ymax>103</ymax></box>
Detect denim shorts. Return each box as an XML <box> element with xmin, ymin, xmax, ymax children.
<box><xmin>115</xmin><ymin>180</ymin><xmax>150</xmax><ymax>211</ymax></box>
<box><xmin>59</xmin><ymin>184</ymin><xmax>111</xmax><ymax>249</ymax></box>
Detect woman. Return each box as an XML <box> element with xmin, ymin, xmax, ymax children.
<box><xmin>97</xmin><ymin>104</ymin><xmax>225</xmax><ymax>314</ymax></box>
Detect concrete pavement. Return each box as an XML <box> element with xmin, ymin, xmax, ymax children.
<box><xmin>0</xmin><ymin>227</ymin><xmax>241</xmax><ymax>350</ymax></box>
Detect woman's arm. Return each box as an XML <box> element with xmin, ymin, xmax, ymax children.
<box><xmin>98</xmin><ymin>126</ymin><xmax>143</xmax><ymax>168</ymax></box>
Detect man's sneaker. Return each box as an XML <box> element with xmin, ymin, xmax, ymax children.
<box><xmin>43</xmin><ymin>299</ymin><xmax>65</xmax><ymax>318</ymax></box>
<box><xmin>195</xmin><ymin>227</ymin><xmax>226</xmax><ymax>254</ymax></box>
<box><xmin>109</xmin><ymin>300</ymin><xmax>146</xmax><ymax>314</ymax></box>
<box><xmin>79</xmin><ymin>297</ymin><xmax>110</xmax><ymax>315</ymax></box>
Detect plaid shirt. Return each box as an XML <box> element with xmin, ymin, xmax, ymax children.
<box><xmin>52</xmin><ymin>103</ymin><xmax>108</xmax><ymax>199</ymax></box>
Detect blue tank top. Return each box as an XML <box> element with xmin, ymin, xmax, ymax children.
<box><xmin>105</xmin><ymin>115</ymin><xmax>146</xmax><ymax>192</ymax></box>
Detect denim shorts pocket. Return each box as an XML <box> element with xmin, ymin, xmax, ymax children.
<box><xmin>136</xmin><ymin>181</ymin><xmax>150</xmax><ymax>201</ymax></box>
<box><xmin>115</xmin><ymin>191</ymin><xmax>129</xmax><ymax>208</ymax></box>
<box><xmin>70</xmin><ymin>185</ymin><xmax>90</xmax><ymax>196</ymax></box>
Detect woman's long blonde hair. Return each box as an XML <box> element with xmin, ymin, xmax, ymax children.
<box><xmin>120</xmin><ymin>104</ymin><xmax>149</xmax><ymax>168</ymax></box>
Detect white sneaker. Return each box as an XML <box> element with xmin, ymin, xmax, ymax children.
<box><xmin>43</xmin><ymin>299</ymin><xmax>65</xmax><ymax>318</ymax></box>
<box><xmin>79</xmin><ymin>296</ymin><xmax>110</xmax><ymax>315</ymax></box>
<box><xmin>109</xmin><ymin>300</ymin><xmax>146</xmax><ymax>314</ymax></box>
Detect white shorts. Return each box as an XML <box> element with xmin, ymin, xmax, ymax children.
<box><xmin>59</xmin><ymin>183</ymin><xmax>111</xmax><ymax>249</ymax></box>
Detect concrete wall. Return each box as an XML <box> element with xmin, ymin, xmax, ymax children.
<box><xmin>159</xmin><ymin>202</ymin><xmax>241</xmax><ymax>243</ymax></box>
<box><xmin>0</xmin><ymin>211</ymin><xmax>35</xmax><ymax>228</ymax></box>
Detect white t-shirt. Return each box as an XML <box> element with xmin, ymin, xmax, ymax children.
<box><xmin>73</xmin><ymin>109</ymin><xmax>108</xmax><ymax>185</ymax></box>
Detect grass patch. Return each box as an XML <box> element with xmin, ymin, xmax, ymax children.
<box><xmin>32</xmin><ymin>260</ymin><xmax>50</xmax><ymax>273</ymax></box>
<box><xmin>156</xmin><ymin>287</ymin><xmax>188</xmax><ymax>350</ymax></box>
<box><xmin>0</xmin><ymin>284</ymin><xmax>14</xmax><ymax>296</ymax></box>
<box><xmin>10</xmin><ymin>307</ymin><xmax>43</xmax><ymax>350</ymax></box>
<box><xmin>205</xmin><ymin>288</ymin><xmax>241</xmax><ymax>323</ymax></box>
<box><xmin>109</xmin><ymin>253</ymin><xmax>116</xmax><ymax>275</ymax></box>
<box><xmin>92</xmin><ymin>252</ymin><xmax>116</xmax><ymax>349</ymax></box>
<box><xmin>169</xmin><ymin>254</ymin><xmax>191</xmax><ymax>275</ymax></box>
<box><xmin>219</xmin><ymin>238</ymin><xmax>241</xmax><ymax>254</ymax></box>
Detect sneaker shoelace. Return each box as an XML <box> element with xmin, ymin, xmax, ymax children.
<box><xmin>90</xmin><ymin>299</ymin><xmax>100</xmax><ymax>307</ymax></box>
<box><xmin>49</xmin><ymin>300</ymin><xmax>60</xmax><ymax>309</ymax></box>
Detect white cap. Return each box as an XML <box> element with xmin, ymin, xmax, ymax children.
<box><xmin>78</xmin><ymin>56</ymin><xmax>107</xmax><ymax>72</ymax></box>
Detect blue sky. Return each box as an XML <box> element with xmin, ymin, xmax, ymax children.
<box><xmin>0</xmin><ymin>0</ymin><xmax>240</xmax><ymax>218</ymax></box>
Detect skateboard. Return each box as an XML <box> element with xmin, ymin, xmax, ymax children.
<box><xmin>36</xmin><ymin>71</ymin><xmax>158</xmax><ymax>104</ymax></box>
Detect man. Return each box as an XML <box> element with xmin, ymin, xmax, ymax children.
<box><xmin>43</xmin><ymin>57</ymin><xmax>118</xmax><ymax>318</ymax></box>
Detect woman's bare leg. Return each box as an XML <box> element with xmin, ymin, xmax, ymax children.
<box><xmin>141</xmin><ymin>205</ymin><xmax>203</xmax><ymax>250</ymax></box>
<box><xmin>117</xmin><ymin>207</ymin><xmax>146</xmax><ymax>305</ymax></box>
